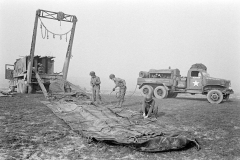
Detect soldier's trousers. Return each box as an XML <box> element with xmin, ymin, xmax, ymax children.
<box><xmin>92</xmin><ymin>85</ymin><xmax>101</xmax><ymax>102</ymax></box>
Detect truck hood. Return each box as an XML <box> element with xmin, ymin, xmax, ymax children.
<box><xmin>205</xmin><ymin>76</ymin><xmax>231</xmax><ymax>88</ymax></box>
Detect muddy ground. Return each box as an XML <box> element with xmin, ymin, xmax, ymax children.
<box><xmin>0</xmin><ymin>92</ymin><xmax>240</xmax><ymax>160</ymax></box>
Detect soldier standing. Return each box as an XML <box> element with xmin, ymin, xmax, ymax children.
<box><xmin>109</xmin><ymin>74</ymin><xmax>127</xmax><ymax>107</ymax></box>
<box><xmin>90</xmin><ymin>71</ymin><xmax>102</xmax><ymax>104</ymax></box>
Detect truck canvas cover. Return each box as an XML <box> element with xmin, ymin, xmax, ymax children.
<box><xmin>41</xmin><ymin>85</ymin><xmax>200</xmax><ymax>152</ymax></box>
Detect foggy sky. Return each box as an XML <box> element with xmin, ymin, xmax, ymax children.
<box><xmin>0</xmin><ymin>0</ymin><xmax>240</xmax><ymax>92</ymax></box>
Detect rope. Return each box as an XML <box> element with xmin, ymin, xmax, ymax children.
<box><xmin>99</xmin><ymin>84</ymin><xmax>139</xmax><ymax>107</ymax></box>
<box><xmin>39</xmin><ymin>17</ymin><xmax>72</xmax><ymax>41</ymax></box>
<box><xmin>114</xmin><ymin>84</ymin><xmax>138</xmax><ymax>100</ymax></box>
<box><xmin>40</xmin><ymin>24</ymin><xmax>47</xmax><ymax>39</ymax></box>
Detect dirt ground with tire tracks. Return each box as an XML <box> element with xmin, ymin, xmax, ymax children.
<box><xmin>0</xmin><ymin>92</ymin><xmax>240</xmax><ymax>160</ymax></box>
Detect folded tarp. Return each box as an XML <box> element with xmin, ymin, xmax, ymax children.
<box><xmin>48</xmin><ymin>79</ymin><xmax>90</xmax><ymax>99</ymax></box>
<box><xmin>41</xmin><ymin>100</ymin><xmax>200</xmax><ymax>152</ymax></box>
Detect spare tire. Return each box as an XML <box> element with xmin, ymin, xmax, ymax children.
<box><xmin>154</xmin><ymin>86</ymin><xmax>168</xmax><ymax>99</ymax></box>
<box><xmin>139</xmin><ymin>71</ymin><xmax>149</xmax><ymax>78</ymax></box>
<box><xmin>140</xmin><ymin>85</ymin><xmax>153</xmax><ymax>98</ymax></box>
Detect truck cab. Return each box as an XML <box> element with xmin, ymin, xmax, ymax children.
<box><xmin>186</xmin><ymin>69</ymin><xmax>205</xmax><ymax>92</ymax></box>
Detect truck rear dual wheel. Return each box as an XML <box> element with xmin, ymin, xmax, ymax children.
<box><xmin>207</xmin><ymin>90</ymin><xmax>223</xmax><ymax>104</ymax></box>
<box><xmin>28</xmin><ymin>84</ymin><xmax>36</xmax><ymax>94</ymax></box>
<box><xmin>154</xmin><ymin>86</ymin><xmax>168</xmax><ymax>99</ymax></box>
<box><xmin>17</xmin><ymin>80</ymin><xmax>28</xmax><ymax>94</ymax></box>
<box><xmin>140</xmin><ymin>85</ymin><xmax>153</xmax><ymax>98</ymax></box>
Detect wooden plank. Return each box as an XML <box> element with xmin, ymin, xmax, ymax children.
<box><xmin>33</xmin><ymin>70</ymin><xmax>48</xmax><ymax>98</ymax></box>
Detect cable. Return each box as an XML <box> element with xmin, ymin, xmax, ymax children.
<box><xmin>114</xmin><ymin>84</ymin><xmax>138</xmax><ymax>100</ymax></box>
<box><xmin>39</xmin><ymin>17</ymin><xmax>72</xmax><ymax>41</ymax></box>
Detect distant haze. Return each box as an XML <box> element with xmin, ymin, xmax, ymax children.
<box><xmin>1</xmin><ymin>0</ymin><xmax>240</xmax><ymax>92</ymax></box>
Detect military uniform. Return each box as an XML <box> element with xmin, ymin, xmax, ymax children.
<box><xmin>141</xmin><ymin>90</ymin><xmax>158</xmax><ymax>118</ymax></box>
<box><xmin>90</xmin><ymin>76</ymin><xmax>101</xmax><ymax>103</ymax></box>
<box><xmin>113</xmin><ymin>77</ymin><xmax>127</xmax><ymax>102</ymax></box>
<box><xmin>141</xmin><ymin>98</ymin><xmax>158</xmax><ymax>118</ymax></box>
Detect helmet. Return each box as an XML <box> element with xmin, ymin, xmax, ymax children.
<box><xmin>90</xmin><ymin>71</ymin><xmax>95</xmax><ymax>76</ymax></box>
<box><xmin>109</xmin><ymin>74</ymin><xmax>115</xmax><ymax>79</ymax></box>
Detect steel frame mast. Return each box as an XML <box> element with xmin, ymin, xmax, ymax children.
<box><xmin>27</xmin><ymin>9</ymin><xmax>77</xmax><ymax>84</ymax></box>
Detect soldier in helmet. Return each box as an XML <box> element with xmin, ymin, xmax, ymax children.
<box><xmin>109</xmin><ymin>74</ymin><xmax>127</xmax><ymax>107</ymax></box>
<box><xmin>141</xmin><ymin>87</ymin><xmax>158</xmax><ymax>119</ymax></box>
<box><xmin>90</xmin><ymin>71</ymin><xmax>102</xmax><ymax>104</ymax></box>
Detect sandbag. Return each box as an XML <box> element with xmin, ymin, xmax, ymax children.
<box><xmin>190</xmin><ymin>63</ymin><xmax>207</xmax><ymax>71</ymax></box>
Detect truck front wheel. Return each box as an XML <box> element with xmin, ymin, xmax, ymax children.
<box><xmin>22</xmin><ymin>82</ymin><xmax>28</xmax><ymax>94</ymax></box>
<box><xmin>154</xmin><ymin>86</ymin><xmax>168</xmax><ymax>99</ymax></box>
<box><xmin>207</xmin><ymin>90</ymin><xmax>223</xmax><ymax>104</ymax></box>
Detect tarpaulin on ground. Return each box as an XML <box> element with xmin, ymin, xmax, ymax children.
<box><xmin>41</xmin><ymin>99</ymin><xmax>200</xmax><ymax>152</ymax></box>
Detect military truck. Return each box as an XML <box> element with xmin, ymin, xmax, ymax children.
<box><xmin>5</xmin><ymin>9</ymin><xmax>77</xmax><ymax>94</ymax></box>
<box><xmin>5</xmin><ymin>56</ymin><xmax>62</xmax><ymax>93</ymax></box>
<box><xmin>137</xmin><ymin>64</ymin><xmax>233</xmax><ymax>104</ymax></box>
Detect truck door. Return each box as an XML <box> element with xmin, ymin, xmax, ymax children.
<box><xmin>5</xmin><ymin>64</ymin><xmax>14</xmax><ymax>80</ymax></box>
<box><xmin>188</xmin><ymin>70</ymin><xmax>202</xmax><ymax>90</ymax></box>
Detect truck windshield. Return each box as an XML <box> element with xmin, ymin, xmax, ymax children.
<box><xmin>202</xmin><ymin>71</ymin><xmax>210</xmax><ymax>77</ymax></box>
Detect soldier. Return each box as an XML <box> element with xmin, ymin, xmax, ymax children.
<box><xmin>141</xmin><ymin>87</ymin><xmax>158</xmax><ymax>119</ymax></box>
<box><xmin>109</xmin><ymin>74</ymin><xmax>127</xmax><ymax>107</ymax></box>
<box><xmin>90</xmin><ymin>71</ymin><xmax>102</xmax><ymax>104</ymax></box>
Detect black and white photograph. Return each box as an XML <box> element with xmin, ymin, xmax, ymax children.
<box><xmin>0</xmin><ymin>0</ymin><xmax>240</xmax><ymax>159</ymax></box>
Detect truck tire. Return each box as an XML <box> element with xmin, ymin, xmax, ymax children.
<box><xmin>140</xmin><ymin>85</ymin><xmax>153</xmax><ymax>98</ymax></box>
<box><xmin>22</xmin><ymin>82</ymin><xmax>28</xmax><ymax>94</ymax></box>
<box><xmin>18</xmin><ymin>81</ymin><xmax>24</xmax><ymax>93</ymax></box>
<box><xmin>28</xmin><ymin>84</ymin><xmax>36</xmax><ymax>94</ymax></box>
<box><xmin>20</xmin><ymin>81</ymin><xmax>24</xmax><ymax>93</ymax></box>
<box><xmin>17</xmin><ymin>82</ymin><xmax>21</xmax><ymax>93</ymax></box>
<box><xmin>207</xmin><ymin>90</ymin><xmax>223</xmax><ymax>104</ymax></box>
<box><xmin>154</xmin><ymin>86</ymin><xmax>168</xmax><ymax>99</ymax></box>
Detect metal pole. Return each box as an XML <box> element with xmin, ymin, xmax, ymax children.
<box><xmin>27</xmin><ymin>9</ymin><xmax>40</xmax><ymax>83</ymax></box>
<box><xmin>62</xmin><ymin>16</ymin><xmax>77</xmax><ymax>80</ymax></box>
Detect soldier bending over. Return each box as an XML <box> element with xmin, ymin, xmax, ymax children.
<box><xmin>109</xmin><ymin>74</ymin><xmax>127</xmax><ymax>108</ymax></box>
<box><xmin>141</xmin><ymin>88</ymin><xmax>158</xmax><ymax>119</ymax></box>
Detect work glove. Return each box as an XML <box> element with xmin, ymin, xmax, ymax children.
<box><xmin>143</xmin><ymin>113</ymin><xmax>148</xmax><ymax>119</ymax></box>
<box><xmin>144</xmin><ymin>115</ymin><xmax>148</xmax><ymax>119</ymax></box>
